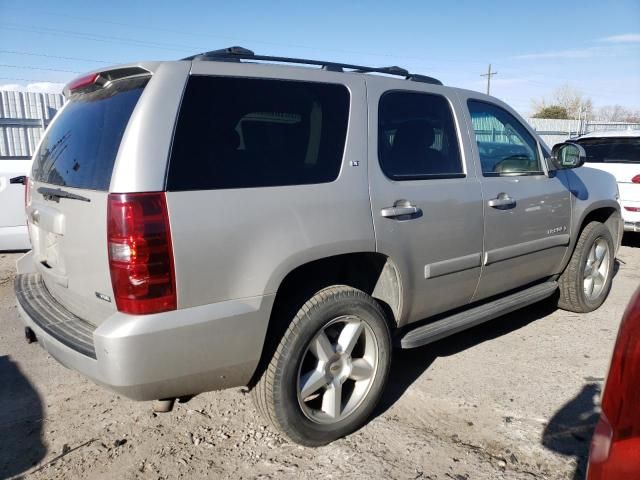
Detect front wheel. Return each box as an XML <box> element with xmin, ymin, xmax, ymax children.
<box><xmin>251</xmin><ymin>286</ymin><xmax>392</xmax><ymax>446</ymax></box>
<box><xmin>558</xmin><ymin>221</ymin><xmax>615</xmax><ymax>313</ymax></box>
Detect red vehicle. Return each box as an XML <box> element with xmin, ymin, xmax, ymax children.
<box><xmin>588</xmin><ymin>286</ymin><xmax>640</xmax><ymax>479</ymax></box>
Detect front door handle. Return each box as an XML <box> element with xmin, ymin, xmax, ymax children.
<box><xmin>380</xmin><ymin>201</ymin><xmax>422</xmax><ymax>219</ymax></box>
<box><xmin>488</xmin><ymin>193</ymin><xmax>516</xmax><ymax>209</ymax></box>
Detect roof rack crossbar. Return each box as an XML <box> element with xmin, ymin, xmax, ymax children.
<box><xmin>182</xmin><ymin>46</ymin><xmax>443</xmax><ymax>85</ymax></box>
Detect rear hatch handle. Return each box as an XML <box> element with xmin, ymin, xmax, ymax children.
<box><xmin>10</xmin><ymin>175</ymin><xmax>26</xmax><ymax>185</ymax></box>
<box><xmin>37</xmin><ymin>187</ymin><xmax>91</xmax><ymax>203</ymax></box>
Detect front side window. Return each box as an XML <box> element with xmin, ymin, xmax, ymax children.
<box><xmin>168</xmin><ymin>76</ymin><xmax>350</xmax><ymax>190</ymax></box>
<box><xmin>468</xmin><ymin>100</ymin><xmax>542</xmax><ymax>176</ymax></box>
<box><xmin>378</xmin><ymin>91</ymin><xmax>463</xmax><ymax>180</ymax></box>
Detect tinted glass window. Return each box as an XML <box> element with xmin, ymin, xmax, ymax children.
<box><xmin>32</xmin><ymin>77</ymin><xmax>147</xmax><ymax>191</ymax></box>
<box><xmin>575</xmin><ymin>137</ymin><xmax>640</xmax><ymax>163</ymax></box>
<box><xmin>468</xmin><ymin>100</ymin><xmax>542</xmax><ymax>176</ymax></box>
<box><xmin>167</xmin><ymin>76</ymin><xmax>350</xmax><ymax>190</ymax></box>
<box><xmin>378</xmin><ymin>91</ymin><xmax>463</xmax><ymax>180</ymax></box>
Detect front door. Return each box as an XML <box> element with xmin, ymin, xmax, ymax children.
<box><xmin>463</xmin><ymin>97</ymin><xmax>571</xmax><ymax>301</ymax></box>
<box><xmin>367</xmin><ymin>80</ymin><xmax>484</xmax><ymax>325</ymax></box>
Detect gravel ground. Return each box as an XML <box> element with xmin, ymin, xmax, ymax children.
<box><xmin>1</xmin><ymin>235</ymin><xmax>639</xmax><ymax>480</ymax></box>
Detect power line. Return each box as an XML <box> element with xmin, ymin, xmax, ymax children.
<box><xmin>0</xmin><ymin>19</ymin><xmax>444</xmax><ymax>70</ymax></box>
<box><xmin>0</xmin><ymin>76</ymin><xmax>64</xmax><ymax>84</ymax></box>
<box><xmin>1</xmin><ymin>10</ymin><xmax>442</xmax><ymax>65</ymax></box>
<box><xmin>0</xmin><ymin>23</ymin><xmax>199</xmax><ymax>53</ymax></box>
<box><xmin>0</xmin><ymin>49</ymin><xmax>113</xmax><ymax>64</ymax></box>
<box><xmin>0</xmin><ymin>64</ymin><xmax>80</xmax><ymax>74</ymax></box>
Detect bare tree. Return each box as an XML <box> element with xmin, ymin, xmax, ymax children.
<box><xmin>553</xmin><ymin>84</ymin><xmax>593</xmax><ymax>119</ymax></box>
<box><xmin>531</xmin><ymin>84</ymin><xmax>593</xmax><ymax>120</ymax></box>
<box><xmin>597</xmin><ymin>105</ymin><xmax>640</xmax><ymax>122</ymax></box>
<box><xmin>624</xmin><ymin>110</ymin><xmax>640</xmax><ymax>123</ymax></box>
<box><xmin>598</xmin><ymin>105</ymin><xmax>629</xmax><ymax>121</ymax></box>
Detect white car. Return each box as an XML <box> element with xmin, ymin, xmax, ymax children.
<box><xmin>575</xmin><ymin>130</ymin><xmax>640</xmax><ymax>233</ymax></box>
<box><xmin>0</xmin><ymin>159</ymin><xmax>31</xmax><ymax>250</ymax></box>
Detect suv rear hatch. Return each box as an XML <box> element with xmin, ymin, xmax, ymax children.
<box><xmin>577</xmin><ymin>136</ymin><xmax>640</xmax><ymax>199</ymax></box>
<box><xmin>27</xmin><ymin>69</ymin><xmax>151</xmax><ymax>326</ymax></box>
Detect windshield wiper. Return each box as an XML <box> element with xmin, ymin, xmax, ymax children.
<box><xmin>37</xmin><ymin>187</ymin><xmax>91</xmax><ymax>203</ymax></box>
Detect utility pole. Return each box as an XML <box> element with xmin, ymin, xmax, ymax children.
<box><xmin>480</xmin><ymin>64</ymin><xmax>498</xmax><ymax>95</ymax></box>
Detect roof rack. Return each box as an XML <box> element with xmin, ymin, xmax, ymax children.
<box><xmin>182</xmin><ymin>46</ymin><xmax>443</xmax><ymax>86</ymax></box>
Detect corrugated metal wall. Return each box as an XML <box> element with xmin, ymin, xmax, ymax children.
<box><xmin>0</xmin><ymin>89</ymin><xmax>65</xmax><ymax>159</ymax></box>
<box><xmin>527</xmin><ymin>118</ymin><xmax>640</xmax><ymax>148</ymax></box>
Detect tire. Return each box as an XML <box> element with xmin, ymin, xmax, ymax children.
<box><xmin>558</xmin><ymin>221</ymin><xmax>615</xmax><ymax>313</ymax></box>
<box><xmin>251</xmin><ymin>285</ymin><xmax>392</xmax><ymax>446</ymax></box>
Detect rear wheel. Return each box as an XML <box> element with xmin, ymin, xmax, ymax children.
<box><xmin>251</xmin><ymin>286</ymin><xmax>391</xmax><ymax>446</ymax></box>
<box><xmin>558</xmin><ymin>221</ymin><xmax>614</xmax><ymax>313</ymax></box>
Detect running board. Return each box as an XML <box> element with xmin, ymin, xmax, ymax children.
<box><xmin>400</xmin><ymin>281</ymin><xmax>558</xmax><ymax>349</ymax></box>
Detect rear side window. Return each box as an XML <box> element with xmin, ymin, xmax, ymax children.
<box><xmin>167</xmin><ymin>76</ymin><xmax>350</xmax><ymax>190</ymax></box>
<box><xmin>32</xmin><ymin>77</ymin><xmax>147</xmax><ymax>191</ymax></box>
<box><xmin>378</xmin><ymin>91</ymin><xmax>463</xmax><ymax>180</ymax></box>
<box><xmin>575</xmin><ymin>137</ymin><xmax>640</xmax><ymax>163</ymax></box>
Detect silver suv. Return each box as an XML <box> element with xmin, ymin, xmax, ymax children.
<box><xmin>15</xmin><ymin>47</ymin><xmax>621</xmax><ymax>446</ymax></box>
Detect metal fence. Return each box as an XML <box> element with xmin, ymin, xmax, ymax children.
<box><xmin>526</xmin><ymin>118</ymin><xmax>640</xmax><ymax>148</ymax></box>
<box><xmin>0</xmin><ymin>89</ymin><xmax>65</xmax><ymax>160</ymax></box>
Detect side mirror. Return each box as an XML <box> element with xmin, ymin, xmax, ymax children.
<box><xmin>550</xmin><ymin>142</ymin><xmax>586</xmax><ymax>170</ymax></box>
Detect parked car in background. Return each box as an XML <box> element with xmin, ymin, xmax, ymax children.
<box><xmin>588</xmin><ymin>286</ymin><xmax>640</xmax><ymax>479</ymax></box>
<box><xmin>0</xmin><ymin>160</ymin><xmax>31</xmax><ymax>250</ymax></box>
<box><xmin>574</xmin><ymin>130</ymin><xmax>640</xmax><ymax>233</ymax></box>
<box><xmin>14</xmin><ymin>47</ymin><xmax>622</xmax><ymax>446</ymax></box>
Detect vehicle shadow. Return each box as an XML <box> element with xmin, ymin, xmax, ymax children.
<box><xmin>375</xmin><ymin>298</ymin><xmax>559</xmax><ymax>416</ymax></box>
<box><xmin>0</xmin><ymin>355</ymin><xmax>46</xmax><ymax>479</ymax></box>
<box><xmin>542</xmin><ymin>383</ymin><xmax>600</xmax><ymax>480</ymax></box>
<box><xmin>622</xmin><ymin>232</ymin><xmax>640</xmax><ymax>248</ymax></box>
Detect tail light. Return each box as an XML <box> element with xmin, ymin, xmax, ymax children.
<box><xmin>624</xmin><ymin>206</ymin><xmax>640</xmax><ymax>212</ymax></box>
<box><xmin>589</xmin><ymin>287</ymin><xmax>640</xmax><ymax>478</ymax></box>
<box><xmin>65</xmin><ymin>73</ymin><xmax>99</xmax><ymax>93</ymax></box>
<box><xmin>632</xmin><ymin>175</ymin><xmax>640</xmax><ymax>184</ymax></box>
<box><xmin>107</xmin><ymin>192</ymin><xmax>176</xmax><ymax>315</ymax></box>
<box><xmin>25</xmin><ymin>176</ymin><xmax>30</xmax><ymax>208</ymax></box>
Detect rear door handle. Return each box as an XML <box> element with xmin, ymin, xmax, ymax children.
<box><xmin>380</xmin><ymin>204</ymin><xmax>422</xmax><ymax>219</ymax></box>
<box><xmin>488</xmin><ymin>193</ymin><xmax>516</xmax><ymax>209</ymax></box>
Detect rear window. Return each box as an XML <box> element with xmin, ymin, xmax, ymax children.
<box><xmin>32</xmin><ymin>77</ymin><xmax>147</xmax><ymax>191</ymax></box>
<box><xmin>575</xmin><ymin>137</ymin><xmax>640</xmax><ymax>163</ymax></box>
<box><xmin>167</xmin><ymin>76</ymin><xmax>350</xmax><ymax>191</ymax></box>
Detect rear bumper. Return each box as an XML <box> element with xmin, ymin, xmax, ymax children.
<box><xmin>621</xmin><ymin>199</ymin><xmax>640</xmax><ymax>232</ymax></box>
<box><xmin>14</xmin><ymin>271</ymin><xmax>274</xmax><ymax>401</ymax></box>
<box><xmin>0</xmin><ymin>225</ymin><xmax>30</xmax><ymax>251</ymax></box>
<box><xmin>624</xmin><ymin>221</ymin><xmax>640</xmax><ymax>233</ymax></box>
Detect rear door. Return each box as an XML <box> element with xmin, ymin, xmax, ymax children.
<box><xmin>461</xmin><ymin>96</ymin><xmax>571</xmax><ymax>301</ymax></box>
<box><xmin>367</xmin><ymin>80</ymin><xmax>484</xmax><ymax>325</ymax></box>
<box><xmin>27</xmin><ymin>73</ymin><xmax>151</xmax><ymax>325</ymax></box>
<box><xmin>165</xmin><ymin>65</ymin><xmax>374</xmax><ymax>310</ymax></box>
<box><xmin>0</xmin><ymin>159</ymin><xmax>31</xmax><ymax>249</ymax></box>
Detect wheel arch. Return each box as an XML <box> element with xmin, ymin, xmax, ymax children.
<box><xmin>248</xmin><ymin>252</ymin><xmax>403</xmax><ymax>388</ymax></box>
<box><xmin>561</xmin><ymin>201</ymin><xmax>622</xmax><ymax>275</ymax></box>
<box><xmin>576</xmin><ymin>202</ymin><xmax>622</xmax><ymax>251</ymax></box>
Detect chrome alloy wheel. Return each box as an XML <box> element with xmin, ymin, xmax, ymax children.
<box><xmin>296</xmin><ymin>316</ymin><xmax>378</xmax><ymax>424</ymax></box>
<box><xmin>583</xmin><ymin>237</ymin><xmax>610</xmax><ymax>300</ymax></box>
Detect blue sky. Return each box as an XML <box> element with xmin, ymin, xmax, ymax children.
<box><xmin>0</xmin><ymin>0</ymin><xmax>639</xmax><ymax>115</ymax></box>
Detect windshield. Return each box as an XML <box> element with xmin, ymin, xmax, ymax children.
<box><xmin>32</xmin><ymin>77</ymin><xmax>148</xmax><ymax>191</ymax></box>
<box><xmin>576</xmin><ymin>136</ymin><xmax>640</xmax><ymax>164</ymax></box>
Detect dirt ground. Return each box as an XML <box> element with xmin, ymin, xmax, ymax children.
<box><xmin>1</xmin><ymin>235</ymin><xmax>639</xmax><ymax>480</ymax></box>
